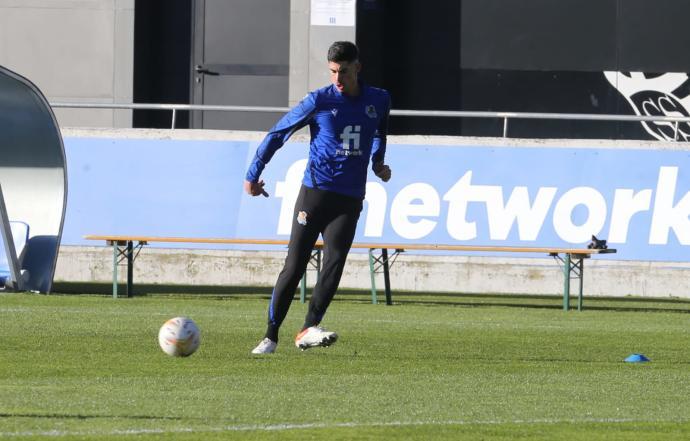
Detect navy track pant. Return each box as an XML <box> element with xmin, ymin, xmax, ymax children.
<box><xmin>264</xmin><ymin>185</ymin><xmax>362</xmax><ymax>342</ymax></box>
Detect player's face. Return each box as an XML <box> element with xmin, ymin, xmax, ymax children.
<box><xmin>329</xmin><ymin>61</ymin><xmax>361</xmax><ymax>95</ymax></box>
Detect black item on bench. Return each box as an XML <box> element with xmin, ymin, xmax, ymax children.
<box><xmin>587</xmin><ymin>235</ymin><xmax>608</xmax><ymax>250</ymax></box>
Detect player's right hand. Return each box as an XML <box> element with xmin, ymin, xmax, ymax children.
<box><xmin>244</xmin><ymin>180</ymin><xmax>269</xmax><ymax>197</ymax></box>
<box><xmin>373</xmin><ymin>162</ymin><xmax>392</xmax><ymax>182</ymax></box>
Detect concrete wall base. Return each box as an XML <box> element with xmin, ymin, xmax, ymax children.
<box><xmin>54</xmin><ymin>246</ymin><xmax>690</xmax><ymax>299</ymax></box>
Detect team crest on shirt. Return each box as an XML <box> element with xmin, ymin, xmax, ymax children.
<box><xmin>297</xmin><ymin>211</ymin><xmax>308</xmax><ymax>226</ymax></box>
<box><xmin>331</xmin><ymin>108</ymin><xmax>338</xmax><ymax>117</ymax></box>
<box><xmin>365</xmin><ymin>104</ymin><xmax>377</xmax><ymax>118</ymax></box>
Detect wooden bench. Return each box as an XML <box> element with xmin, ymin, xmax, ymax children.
<box><xmin>83</xmin><ymin>235</ymin><xmax>616</xmax><ymax>311</ymax></box>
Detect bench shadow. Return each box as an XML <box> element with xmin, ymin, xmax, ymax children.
<box><xmin>386</xmin><ymin>298</ymin><xmax>690</xmax><ymax>314</ymax></box>
<box><xmin>52</xmin><ymin>282</ymin><xmax>273</xmax><ymax>296</ymax></box>
<box><xmin>50</xmin><ymin>282</ymin><xmax>690</xmax><ymax>313</ymax></box>
<box><xmin>333</xmin><ymin>291</ymin><xmax>690</xmax><ymax>313</ymax></box>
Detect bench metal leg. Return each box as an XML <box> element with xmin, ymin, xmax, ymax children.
<box><xmin>109</xmin><ymin>240</ymin><xmax>144</xmax><ymax>299</ymax></box>
<box><xmin>367</xmin><ymin>248</ymin><xmax>400</xmax><ymax>305</ymax></box>
<box><xmin>563</xmin><ymin>253</ymin><xmax>571</xmax><ymax>311</ymax></box>
<box><xmin>368</xmin><ymin>249</ymin><xmax>378</xmax><ymax>304</ymax></box>
<box><xmin>126</xmin><ymin>241</ymin><xmax>134</xmax><ymax>297</ymax></box>
<box><xmin>577</xmin><ymin>258</ymin><xmax>584</xmax><ymax>311</ymax></box>
<box><xmin>559</xmin><ymin>253</ymin><xmax>586</xmax><ymax>312</ymax></box>
<box><xmin>300</xmin><ymin>273</ymin><xmax>306</xmax><ymax>303</ymax></box>
<box><xmin>300</xmin><ymin>248</ymin><xmax>322</xmax><ymax>304</ymax></box>
<box><xmin>112</xmin><ymin>241</ymin><xmax>118</xmax><ymax>299</ymax></box>
<box><xmin>316</xmin><ymin>250</ymin><xmax>321</xmax><ymax>286</ymax></box>
<box><xmin>381</xmin><ymin>248</ymin><xmax>392</xmax><ymax>306</ymax></box>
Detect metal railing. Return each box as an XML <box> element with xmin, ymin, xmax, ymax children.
<box><xmin>49</xmin><ymin>102</ymin><xmax>690</xmax><ymax>141</ymax></box>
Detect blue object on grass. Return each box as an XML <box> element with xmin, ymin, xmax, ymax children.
<box><xmin>624</xmin><ymin>353</ymin><xmax>650</xmax><ymax>363</ymax></box>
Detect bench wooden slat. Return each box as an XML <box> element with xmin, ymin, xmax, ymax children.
<box><xmin>83</xmin><ymin>235</ymin><xmax>615</xmax><ymax>255</ymax></box>
<box><xmin>349</xmin><ymin>243</ymin><xmax>615</xmax><ymax>255</ymax></box>
<box><xmin>84</xmin><ymin>235</ymin><xmax>291</xmax><ymax>246</ymax></box>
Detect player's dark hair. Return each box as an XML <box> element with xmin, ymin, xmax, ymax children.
<box><xmin>327</xmin><ymin>41</ymin><xmax>359</xmax><ymax>63</ymax></box>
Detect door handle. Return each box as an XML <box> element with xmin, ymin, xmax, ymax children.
<box><xmin>194</xmin><ymin>65</ymin><xmax>219</xmax><ymax>76</ymax></box>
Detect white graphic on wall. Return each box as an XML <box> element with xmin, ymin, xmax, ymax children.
<box><xmin>604</xmin><ymin>72</ymin><xmax>690</xmax><ymax>142</ymax></box>
<box><xmin>275</xmin><ymin>159</ymin><xmax>690</xmax><ymax>246</ymax></box>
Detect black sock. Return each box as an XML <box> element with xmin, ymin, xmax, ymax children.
<box><xmin>265</xmin><ymin>324</ymin><xmax>279</xmax><ymax>343</ymax></box>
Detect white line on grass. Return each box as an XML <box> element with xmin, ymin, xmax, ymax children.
<box><xmin>1</xmin><ymin>417</ymin><xmax>688</xmax><ymax>438</ymax></box>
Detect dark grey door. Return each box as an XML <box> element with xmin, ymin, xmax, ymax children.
<box><xmin>191</xmin><ymin>0</ymin><xmax>289</xmax><ymax>130</ymax></box>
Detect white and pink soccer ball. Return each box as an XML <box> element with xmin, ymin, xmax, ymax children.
<box><xmin>158</xmin><ymin>317</ymin><xmax>200</xmax><ymax>357</ymax></box>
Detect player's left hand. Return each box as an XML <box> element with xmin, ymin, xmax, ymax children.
<box><xmin>373</xmin><ymin>162</ymin><xmax>391</xmax><ymax>182</ymax></box>
<box><xmin>244</xmin><ymin>179</ymin><xmax>269</xmax><ymax>197</ymax></box>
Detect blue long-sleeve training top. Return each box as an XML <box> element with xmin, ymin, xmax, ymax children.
<box><xmin>245</xmin><ymin>82</ymin><xmax>391</xmax><ymax>199</ymax></box>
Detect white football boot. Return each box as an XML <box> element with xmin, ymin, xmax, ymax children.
<box><xmin>294</xmin><ymin>326</ymin><xmax>338</xmax><ymax>351</ymax></box>
<box><xmin>251</xmin><ymin>338</ymin><xmax>277</xmax><ymax>354</ymax></box>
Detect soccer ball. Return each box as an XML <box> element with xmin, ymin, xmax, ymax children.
<box><xmin>158</xmin><ymin>316</ymin><xmax>200</xmax><ymax>357</ymax></box>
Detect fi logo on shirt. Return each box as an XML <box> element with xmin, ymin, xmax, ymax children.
<box><xmin>338</xmin><ymin>125</ymin><xmax>362</xmax><ymax>156</ymax></box>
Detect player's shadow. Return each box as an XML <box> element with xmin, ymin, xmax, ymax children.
<box><xmin>0</xmin><ymin>412</ymin><xmax>184</xmax><ymax>420</ymax></box>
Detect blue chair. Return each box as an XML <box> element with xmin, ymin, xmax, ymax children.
<box><xmin>0</xmin><ymin>221</ymin><xmax>30</xmax><ymax>289</ymax></box>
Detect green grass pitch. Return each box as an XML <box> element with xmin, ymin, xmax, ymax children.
<box><xmin>1</xmin><ymin>292</ymin><xmax>689</xmax><ymax>440</ymax></box>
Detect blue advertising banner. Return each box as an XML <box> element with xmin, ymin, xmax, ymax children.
<box><xmin>62</xmin><ymin>136</ymin><xmax>690</xmax><ymax>262</ymax></box>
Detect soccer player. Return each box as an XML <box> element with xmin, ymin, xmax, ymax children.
<box><xmin>245</xmin><ymin>41</ymin><xmax>392</xmax><ymax>354</ymax></box>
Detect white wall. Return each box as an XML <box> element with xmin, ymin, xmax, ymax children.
<box><xmin>0</xmin><ymin>1</ymin><xmax>353</xmax><ymax>128</ymax></box>
<box><xmin>0</xmin><ymin>0</ymin><xmax>134</xmax><ymax>127</ymax></box>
